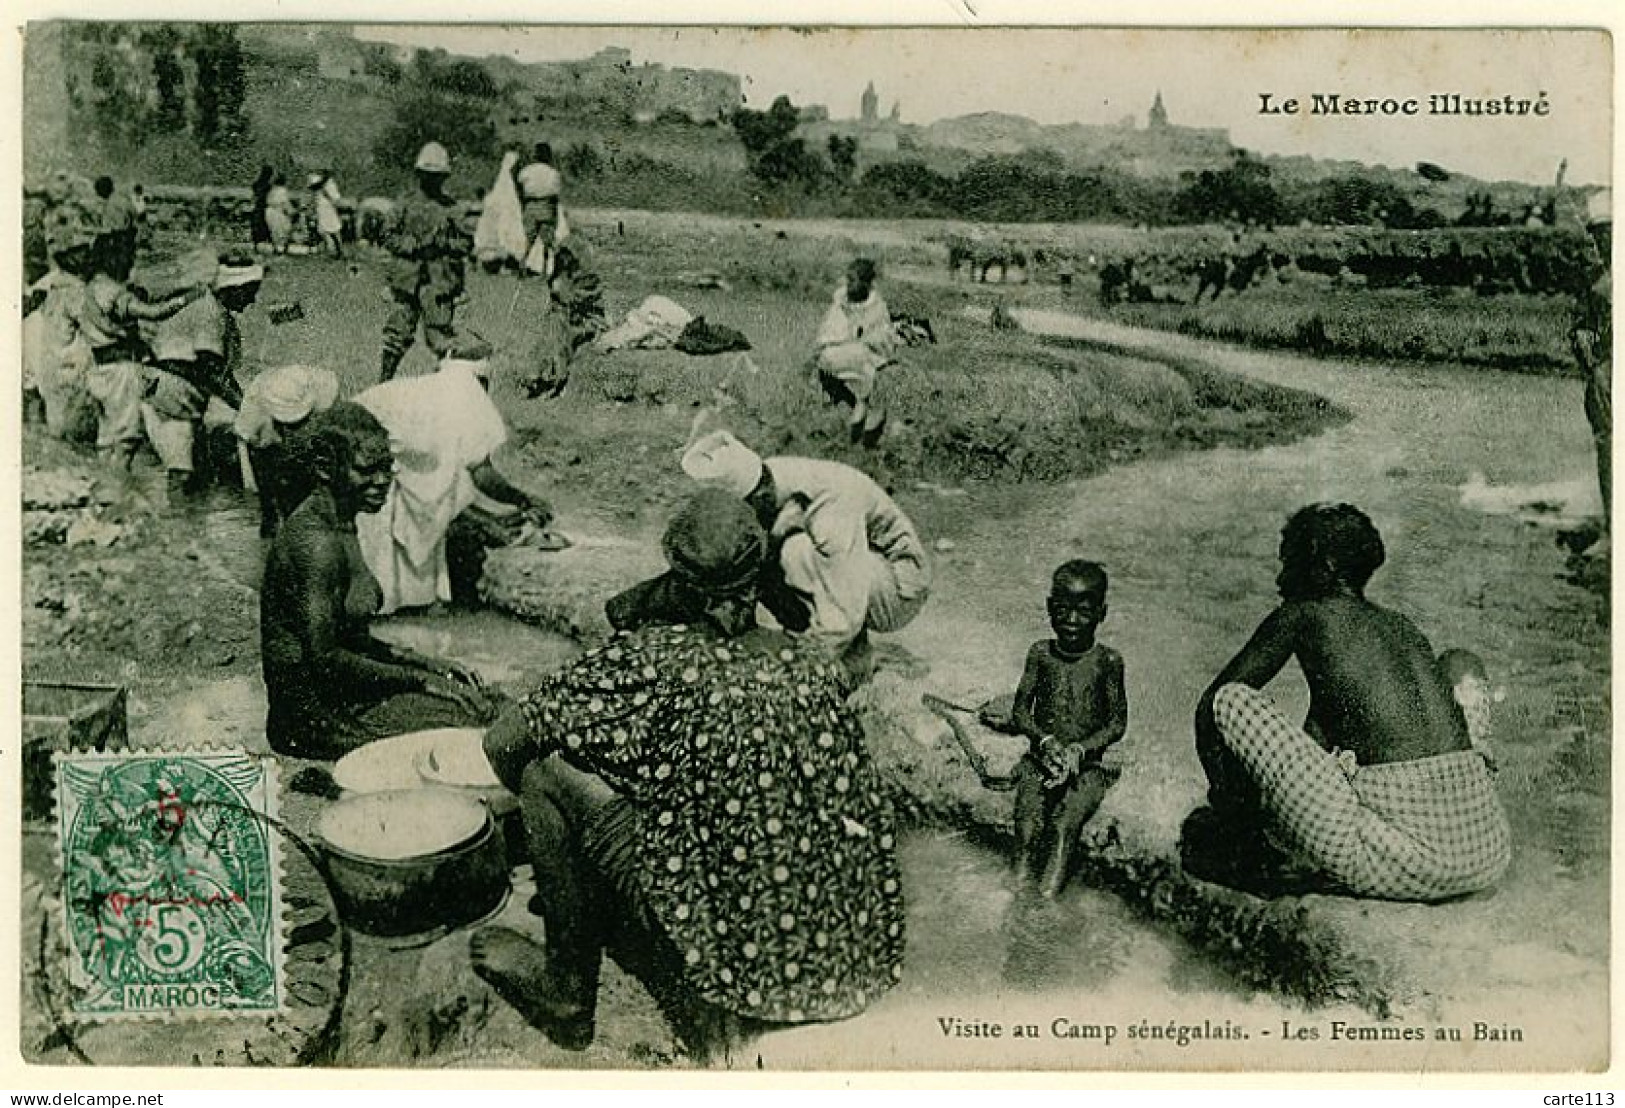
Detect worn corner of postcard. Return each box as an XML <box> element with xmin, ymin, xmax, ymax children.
<box><xmin>50</xmin><ymin>747</ymin><xmax>286</xmax><ymax>1022</ymax></box>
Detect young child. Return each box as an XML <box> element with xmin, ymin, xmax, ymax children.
<box><xmin>930</xmin><ymin>560</ymin><xmax>1127</xmax><ymax>899</ymax></box>
<box><xmin>1008</xmin><ymin>560</ymin><xmax>1128</xmax><ymax>897</ymax></box>
<box><xmin>1438</xmin><ymin>647</ymin><xmax>1501</xmax><ymax>769</ymax></box>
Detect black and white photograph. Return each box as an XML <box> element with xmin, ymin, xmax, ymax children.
<box><xmin>10</xmin><ymin>16</ymin><xmax>1614</xmax><ymax>1076</ymax></box>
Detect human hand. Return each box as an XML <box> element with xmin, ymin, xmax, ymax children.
<box><xmin>771</xmin><ymin>499</ymin><xmax>808</xmax><ymax>541</ymax></box>
<box><xmin>1037</xmin><ymin>737</ymin><xmax>1078</xmax><ymax>788</ymax></box>
<box><xmin>440</xmin><ymin>660</ymin><xmax>487</xmax><ymax>690</ymax></box>
<box><xmin>421</xmin><ymin>672</ymin><xmax>483</xmax><ymax>715</ymax></box>
<box><xmin>520</xmin><ymin>498</ymin><xmax>554</xmax><ymax>531</ymax></box>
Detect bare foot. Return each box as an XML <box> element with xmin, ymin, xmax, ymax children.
<box><xmin>469</xmin><ymin>926</ymin><xmax>595</xmax><ymax>1050</ymax></box>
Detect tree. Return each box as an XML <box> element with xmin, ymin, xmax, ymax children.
<box><xmin>375</xmin><ymin>87</ymin><xmax>499</xmax><ymax>181</ymax></box>
<box><xmin>858</xmin><ymin>160</ymin><xmax>950</xmax><ymax>216</ymax></box>
<box><xmin>827</xmin><ymin>134</ymin><xmax>858</xmax><ymax>179</ymax></box>
<box><xmin>561</xmin><ymin>142</ymin><xmax>604</xmax><ymax>179</ymax></box>
<box><xmin>141</xmin><ymin>26</ymin><xmax>187</xmax><ymax>132</ymax></box>
<box><xmin>730</xmin><ymin>95</ymin><xmax>828</xmax><ymax>189</ymax></box>
<box><xmin>192</xmin><ymin>24</ymin><xmax>248</xmax><ymax>144</ymax></box>
<box><xmin>1174</xmin><ymin>151</ymin><xmax>1284</xmax><ymax>225</ymax></box>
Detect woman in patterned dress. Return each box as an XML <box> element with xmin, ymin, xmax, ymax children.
<box><xmin>474</xmin><ymin>490</ymin><xmax>906</xmax><ymax>1056</ymax></box>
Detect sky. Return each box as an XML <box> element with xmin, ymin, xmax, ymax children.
<box><xmin>352</xmin><ymin>25</ymin><xmax>1613</xmax><ymax>186</ymax></box>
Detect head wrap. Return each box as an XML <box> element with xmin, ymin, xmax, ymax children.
<box><xmin>217</xmin><ymin>260</ymin><xmax>265</xmax><ymax>289</ymax></box>
<box><xmin>680</xmin><ymin>430</ymin><xmax>764</xmax><ymax>498</ymax></box>
<box><xmin>235</xmin><ymin>364</ymin><xmax>341</xmax><ymax>447</ymax></box>
<box><xmin>661</xmin><ymin>489</ymin><xmax>768</xmax><ymax>598</ymax></box>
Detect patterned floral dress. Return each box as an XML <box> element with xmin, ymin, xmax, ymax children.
<box><xmin>516</xmin><ymin>624</ymin><xmax>906</xmax><ymax>1024</ymax></box>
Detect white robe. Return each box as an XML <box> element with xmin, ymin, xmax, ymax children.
<box><xmin>474</xmin><ymin>152</ymin><xmax>529</xmax><ymax>266</ymax></box>
<box><xmin>354</xmin><ymin>362</ymin><xmax>509</xmax><ymax>613</ymax></box>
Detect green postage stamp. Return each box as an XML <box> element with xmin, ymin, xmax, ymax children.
<box><xmin>53</xmin><ymin>749</ymin><xmax>284</xmax><ymax>1019</ymax></box>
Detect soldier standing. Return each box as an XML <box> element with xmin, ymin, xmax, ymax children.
<box><xmin>1571</xmin><ymin>189</ymin><xmax>1612</xmax><ymax>544</ymax></box>
<box><xmin>379</xmin><ymin>142</ymin><xmax>471</xmax><ymax>382</ymax></box>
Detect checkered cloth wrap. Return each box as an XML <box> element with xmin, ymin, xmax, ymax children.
<box><xmin>1212</xmin><ymin>683</ymin><xmax>1511</xmax><ymax>901</ymax></box>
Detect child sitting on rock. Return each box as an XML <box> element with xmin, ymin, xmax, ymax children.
<box><xmin>929</xmin><ymin>560</ymin><xmax>1127</xmax><ymax>898</ymax></box>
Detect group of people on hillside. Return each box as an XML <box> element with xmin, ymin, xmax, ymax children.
<box><xmin>25</xmin><ymin>172</ymin><xmax>269</xmax><ymax>504</ymax></box>
<box><xmin>251</xmin><ymin>165</ymin><xmax>346</xmax><ymax>257</ymax></box>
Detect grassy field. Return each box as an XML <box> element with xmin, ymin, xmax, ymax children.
<box><xmin>226</xmin><ymin>218</ymin><xmax>1346</xmax><ymax>517</ymax></box>
<box><xmin>1100</xmin><ymin>283</ymin><xmax>1575</xmax><ymax>374</ymax></box>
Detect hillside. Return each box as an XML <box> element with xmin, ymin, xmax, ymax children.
<box><xmin>23</xmin><ymin>22</ymin><xmax>1560</xmax><ymax>226</ymax></box>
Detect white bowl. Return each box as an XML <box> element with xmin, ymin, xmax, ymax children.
<box><xmin>332</xmin><ymin>728</ymin><xmax>488</xmax><ymax>796</ymax></box>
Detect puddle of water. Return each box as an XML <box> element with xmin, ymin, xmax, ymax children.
<box><xmin>1458</xmin><ymin>471</ymin><xmax>1602</xmax><ymax>528</ymax></box>
<box><xmin>371</xmin><ymin>609</ymin><xmax>583</xmax><ymax>690</ymax></box>
<box><xmin>893</xmin><ymin>831</ymin><xmax>1166</xmax><ymax>998</ymax></box>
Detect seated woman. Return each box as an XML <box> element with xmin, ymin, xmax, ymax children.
<box><xmin>1184</xmin><ymin>503</ymin><xmax>1511</xmax><ymax>902</ymax></box>
<box><xmin>259</xmin><ymin>403</ymin><xmax>501</xmax><ymax>760</ymax></box>
<box><xmin>355</xmin><ymin>336</ymin><xmax>552</xmax><ymax>613</ymax></box>
<box><xmin>814</xmin><ymin>257</ymin><xmax>896</xmax><ymax>446</ymax></box>
<box><xmin>474</xmin><ymin>490</ymin><xmax>906</xmax><ymax>1057</ymax></box>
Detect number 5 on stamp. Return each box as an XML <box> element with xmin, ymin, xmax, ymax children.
<box><xmin>54</xmin><ymin>749</ymin><xmax>285</xmax><ymax>1019</ymax></box>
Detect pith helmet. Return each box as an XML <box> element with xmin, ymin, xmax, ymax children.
<box><xmin>414</xmin><ymin>142</ymin><xmax>451</xmax><ymax>174</ymax></box>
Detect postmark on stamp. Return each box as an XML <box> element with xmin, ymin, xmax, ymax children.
<box><xmin>53</xmin><ymin>749</ymin><xmax>284</xmax><ymax>1020</ymax></box>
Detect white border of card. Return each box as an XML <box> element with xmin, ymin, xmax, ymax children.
<box><xmin>4</xmin><ymin>0</ymin><xmax>1619</xmax><ymax>1091</ymax></box>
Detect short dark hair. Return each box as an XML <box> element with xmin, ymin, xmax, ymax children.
<box><xmin>535</xmin><ymin>142</ymin><xmax>555</xmax><ymax>164</ymax></box>
<box><xmin>1281</xmin><ymin>503</ymin><xmax>1386</xmax><ymax>593</ymax></box>
<box><xmin>94</xmin><ymin>176</ymin><xmax>115</xmax><ymax>199</ymax></box>
<box><xmin>1052</xmin><ymin>559</ymin><xmax>1108</xmax><ymax>595</ymax></box>
<box><xmin>307</xmin><ymin>402</ymin><xmax>389</xmax><ymax>479</ymax></box>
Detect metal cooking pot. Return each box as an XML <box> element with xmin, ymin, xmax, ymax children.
<box><xmin>315</xmin><ymin>789</ymin><xmax>510</xmax><ymax>938</ymax></box>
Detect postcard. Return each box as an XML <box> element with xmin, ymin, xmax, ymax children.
<box><xmin>8</xmin><ymin>13</ymin><xmax>1615</xmax><ymax>1080</ymax></box>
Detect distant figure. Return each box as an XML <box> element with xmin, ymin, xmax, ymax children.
<box><xmin>24</xmin><ymin>198</ymin><xmax>99</xmax><ymax>442</ymax></box>
<box><xmin>93</xmin><ymin>175</ymin><xmax>138</xmax><ymax>277</ymax></box>
<box><xmin>1571</xmin><ymin>190</ymin><xmax>1612</xmax><ymax>544</ymax></box>
<box><xmin>474</xmin><ymin>150</ymin><xmax>529</xmax><ymax>273</ymax></box>
<box><xmin>308</xmin><ymin>172</ymin><xmax>344</xmax><ymax>257</ymax></box>
<box><xmin>250</xmin><ymin>165</ymin><xmax>274</xmax><ymax>250</ymax></box>
<box><xmin>1183</xmin><ymin>503</ymin><xmax>1511</xmax><ymax>902</ymax></box>
<box><xmin>264</xmin><ymin>175</ymin><xmax>294</xmax><ymax>255</ymax></box>
<box><xmin>517</xmin><ymin>141</ymin><xmax>564</xmax><ymax>276</ymax></box>
<box><xmin>145</xmin><ymin>257</ymin><xmax>264</xmax><ymax>504</ymax></box>
<box><xmin>77</xmin><ymin>231</ymin><xmax>207</xmax><ymax>471</ymax></box>
<box><xmin>378</xmin><ymin>142</ymin><xmax>471</xmax><ymax>381</ymax></box>
<box><xmin>815</xmin><ymin>257</ymin><xmax>896</xmax><ymax>446</ymax></box>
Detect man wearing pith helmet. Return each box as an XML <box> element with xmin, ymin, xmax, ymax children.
<box><xmin>378</xmin><ymin>140</ymin><xmax>473</xmax><ymax>382</ymax></box>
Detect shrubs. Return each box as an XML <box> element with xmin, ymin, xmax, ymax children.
<box><xmin>1115</xmin><ymin>289</ymin><xmax>1573</xmax><ymax>374</ymax></box>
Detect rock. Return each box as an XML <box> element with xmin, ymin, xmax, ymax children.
<box><xmin>933</xmin><ymin>538</ymin><xmax>956</xmax><ymax>553</ymax></box>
